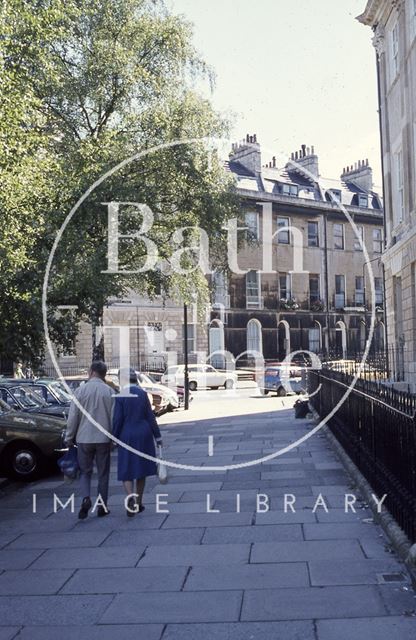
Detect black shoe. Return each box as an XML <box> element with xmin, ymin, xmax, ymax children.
<box><xmin>126</xmin><ymin>496</ymin><xmax>137</xmax><ymax>517</ymax></box>
<box><xmin>138</xmin><ymin>504</ymin><xmax>145</xmax><ymax>513</ymax></box>
<box><xmin>97</xmin><ymin>505</ymin><xmax>110</xmax><ymax>517</ymax></box>
<box><xmin>78</xmin><ymin>497</ymin><xmax>92</xmax><ymax>520</ymax></box>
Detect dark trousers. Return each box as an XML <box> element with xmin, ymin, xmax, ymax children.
<box><xmin>77</xmin><ymin>443</ymin><xmax>111</xmax><ymax>505</ymax></box>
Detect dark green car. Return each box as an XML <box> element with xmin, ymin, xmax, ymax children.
<box><xmin>0</xmin><ymin>400</ymin><xmax>67</xmax><ymax>480</ymax></box>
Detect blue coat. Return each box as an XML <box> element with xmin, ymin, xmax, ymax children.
<box><xmin>113</xmin><ymin>385</ymin><xmax>161</xmax><ymax>481</ymax></box>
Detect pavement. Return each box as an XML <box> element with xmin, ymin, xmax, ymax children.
<box><xmin>0</xmin><ymin>387</ymin><xmax>416</xmax><ymax>639</ymax></box>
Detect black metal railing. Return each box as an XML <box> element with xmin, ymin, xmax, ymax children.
<box><xmin>308</xmin><ymin>367</ymin><xmax>416</xmax><ymax>542</ymax></box>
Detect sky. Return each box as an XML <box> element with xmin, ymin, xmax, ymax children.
<box><xmin>168</xmin><ymin>0</ymin><xmax>382</xmax><ymax>188</ymax></box>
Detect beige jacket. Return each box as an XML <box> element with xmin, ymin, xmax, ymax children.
<box><xmin>65</xmin><ymin>377</ymin><xmax>114</xmax><ymax>444</ymax></box>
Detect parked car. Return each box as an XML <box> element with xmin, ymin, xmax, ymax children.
<box><xmin>136</xmin><ymin>372</ymin><xmax>180</xmax><ymax>412</ymax></box>
<box><xmin>3</xmin><ymin>378</ymin><xmax>72</xmax><ymax>408</ymax></box>
<box><xmin>106</xmin><ymin>369</ymin><xmax>174</xmax><ymax>415</ymax></box>
<box><xmin>161</xmin><ymin>364</ymin><xmax>238</xmax><ymax>391</ymax></box>
<box><xmin>261</xmin><ymin>366</ymin><xmax>304</xmax><ymax>396</ymax></box>
<box><xmin>0</xmin><ymin>399</ymin><xmax>67</xmax><ymax>480</ymax></box>
<box><xmin>0</xmin><ymin>383</ymin><xmax>68</xmax><ymax>418</ymax></box>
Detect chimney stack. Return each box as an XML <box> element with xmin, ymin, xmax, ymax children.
<box><xmin>229</xmin><ymin>133</ymin><xmax>261</xmax><ymax>175</ymax></box>
<box><xmin>341</xmin><ymin>159</ymin><xmax>373</xmax><ymax>192</ymax></box>
<box><xmin>287</xmin><ymin>144</ymin><xmax>319</xmax><ymax>179</ymax></box>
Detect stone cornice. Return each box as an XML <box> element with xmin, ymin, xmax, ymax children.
<box><xmin>356</xmin><ymin>0</ymin><xmax>383</xmax><ymax>26</ymax></box>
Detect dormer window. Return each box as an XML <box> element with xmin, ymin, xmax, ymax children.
<box><xmin>281</xmin><ymin>184</ymin><xmax>298</xmax><ymax>197</ymax></box>
<box><xmin>358</xmin><ymin>194</ymin><xmax>368</xmax><ymax>208</ymax></box>
<box><xmin>328</xmin><ymin>189</ymin><xmax>342</xmax><ymax>203</ymax></box>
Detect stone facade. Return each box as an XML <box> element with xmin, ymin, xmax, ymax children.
<box><xmin>210</xmin><ymin>138</ymin><xmax>385</xmax><ymax>365</ymax></box>
<box><xmin>358</xmin><ymin>0</ymin><xmax>416</xmax><ymax>386</ymax></box>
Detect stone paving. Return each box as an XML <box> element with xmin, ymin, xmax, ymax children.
<box><xmin>0</xmin><ymin>390</ymin><xmax>416</xmax><ymax>639</ymax></box>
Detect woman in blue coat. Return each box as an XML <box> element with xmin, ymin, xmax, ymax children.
<box><xmin>113</xmin><ymin>370</ymin><xmax>162</xmax><ymax>516</ymax></box>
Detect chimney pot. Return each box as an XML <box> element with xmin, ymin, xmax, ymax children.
<box><xmin>295</xmin><ymin>151</ymin><xmax>298</xmax><ymax>160</ymax></box>
<box><xmin>253</xmin><ymin>134</ymin><xmax>257</xmax><ymax>143</ymax></box>
<box><xmin>311</xmin><ymin>145</ymin><xmax>315</xmax><ymax>154</ymax></box>
<box><xmin>246</xmin><ymin>134</ymin><xmax>250</xmax><ymax>143</ymax></box>
<box><xmin>272</xmin><ymin>156</ymin><xmax>276</xmax><ymax>167</ymax></box>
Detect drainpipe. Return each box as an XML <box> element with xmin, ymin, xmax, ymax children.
<box><xmin>375</xmin><ymin>45</ymin><xmax>390</xmax><ymax>377</ymax></box>
<box><xmin>323</xmin><ymin>215</ymin><xmax>330</xmax><ymax>355</ymax></box>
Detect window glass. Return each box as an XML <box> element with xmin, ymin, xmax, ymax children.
<box><xmin>277</xmin><ymin>217</ymin><xmax>290</xmax><ymax>244</ymax></box>
<box><xmin>308</xmin><ymin>221</ymin><xmax>319</xmax><ymax>247</ymax></box>
<box><xmin>355</xmin><ymin>276</ymin><xmax>364</xmax><ymax>305</ymax></box>
<box><xmin>309</xmin><ymin>275</ymin><xmax>320</xmax><ymax>303</ymax></box>
<box><xmin>354</xmin><ymin>226</ymin><xmax>364</xmax><ymax>251</ymax></box>
<box><xmin>373</xmin><ymin>228</ymin><xmax>383</xmax><ymax>253</ymax></box>
<box><xmin>279</xmin><ymin>273</ymin><xmax>291</xmax><ymax>300</ymax></box>
<box><xmin>245</xmin><ymin>211</ymin><xmax>259</xmax><ymax>240</ymax></box>
<box><xmin>358</xmin><ymin>194</ymin><xmax>368</xmax><ymax>208</ymax></box>
<box><xmin>334</xmin><ymin>223</ymin><xmax>344</xmax><ymax>250</ymax></box>
<box><xmin>282</xmin><ymin>184</ymin><xmax>298</xmax><ymax>196</ymax></box>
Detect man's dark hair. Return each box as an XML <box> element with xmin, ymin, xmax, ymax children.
<box><xmin>90</xmin><ymin>361</ymin><xmax>107</xmax><ymax>380</ymax></box>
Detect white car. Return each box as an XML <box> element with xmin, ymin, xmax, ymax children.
<box><xmin>106</xmin><ymin>369</ymin><xmax>180</xmax><ymax>413</ymax></box>
<box><xmin>161</xmin><ymin>364</ymin><xmax>238</xmax><ymax>391</ymax></box>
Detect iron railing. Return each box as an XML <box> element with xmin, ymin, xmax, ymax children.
<box><xmin>308</xmin><ymin>367</ymin><xmax>416</xmax><ymax>542</ymax></box>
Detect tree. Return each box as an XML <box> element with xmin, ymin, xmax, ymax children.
<box><xmin>0</xmin><ymin>0</ymin><xmax>239</xmax><ymax>368</ymax></box>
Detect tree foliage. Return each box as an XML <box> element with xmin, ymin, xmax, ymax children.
<box><xmin>0</xmin><ymin>0</ymin><xmax>238</xmax><ymax>366</ymax></box>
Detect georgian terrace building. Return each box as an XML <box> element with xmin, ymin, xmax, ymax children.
<box><xmin>42</xmin><ymin>136</ymin><xmax>385</xmax><ymax>376</ymax></box>
<box><xmin>209</xmin><ymin>136</ymin><xmax>385</xmax><ymax>365</ymax></box>
<box><xmin>358</xmin><ymin>0</ymin><xmax>416</xmax><ymax>387</ymax></box>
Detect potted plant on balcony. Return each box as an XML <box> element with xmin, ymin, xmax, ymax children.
<box><xmin>280</xmin><ymin>297</ymin><xmax>299</xmax><ymax>310</ymax></box>
<box><xmin>311</xmin><ymin>299</ymin><xmax>325</xmax><ymax>312</ymax></box>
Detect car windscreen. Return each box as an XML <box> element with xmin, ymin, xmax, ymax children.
<box><xmin>49</xmin><ymin>382</ymin><xmax>72</xmax><ymax>402</ymax></box>
<box><xmin>9</xmin><ymin>387</ymin><xmax>45</xmax><ymax>408</ymax></box>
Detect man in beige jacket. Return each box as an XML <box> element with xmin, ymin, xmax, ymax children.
<box><xmin>66</xmin><ymin>361</ymin><xmax>114</xmax><ymax>519</ymax></box>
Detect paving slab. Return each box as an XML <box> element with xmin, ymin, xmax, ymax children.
<box><xmin>308</xmin><ymin>558</ymin><xmax>406</xmax><ymax>586</ymax></box>
<box><xmin>241</xmin><ymin>585</ymin><xmax>387</xmax><ymax>621</ymax></box>
<box><xmin>161</xmin><ymin>512</ymin><xmax>252</xmax><ymax>529</ymax></box>
<box><xmin>162</xmin><ymin>621</ymin><xmax>316</xmax><ymax>639</ymax></box>
<box><xmin>303</xmin><ymin>522</ymin><xmax>383</xmax><ymax>540</ymax></box>
<box><xmin>202</xmin><ymin>523</ymin><xmax>303</xmax><ymax>544</ymax></box>
<box><xmin>139</xmin><ymin>543</ymin><xmax>250</xmax><ymax>566</ymax></box>
<box><xmin>0</xmin><ymin>549</ymin><xmax>44</xmax><ymax>571</ymax></box>
<box><xmin>0</xmin><ymin>595</ymin><xmax>114</xmax><ymax>625</ymax></box>
<box><xmin>0</xmin><ymin>569</ymin><xmax>73</xmax><ymax>595</ymax></box>
<box><xmin>7</xmin><ymin>531</ymin><xmax>108</xmax><ymax>549</ymax></box>
<box><xmin>15</xmin><ymin>626</ymin><xmax>163</xmax><ymax>640</ymax></box>
<box><xmin>316</xmin><ymin>617</ymin><xmax>416</xmax><ymax>640</ymax></box>
<box><xmin>61</xmin><ymin>566</ymin><xmax>188</xmax><ymax>594</ymax></box>
<box><xmin>0</xmin><ymin>628</ymin><xmax>20</xmax><ymax>640</ymax></box>
<box><xmin>251</xmin><ymin>539</ymin><xmax>365</xmax><ymax>563</ymax></box>
<box><xmin>103</xmin><ymin>588</ymin><xmax>243</xmax><ymax>624</ymax></box>
<box><xmin>184</xmin><ymin>562</ymin><xmax>309</xmax><ymax>590</ymax></box>
<box><xmin>30</xmin><ymin>546</ymin><xmax>145</xmax><ymax>569</ymax></box>
<box><xmin>103</xmin><ymin>528</ymin><xmax>204</xmax><ymax>547</ymax></box>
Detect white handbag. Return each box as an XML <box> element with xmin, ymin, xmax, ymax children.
<box><xmin>157</xmin><ymin>445</ymin><xmax>168</xmax><ymax>484</ymax></box>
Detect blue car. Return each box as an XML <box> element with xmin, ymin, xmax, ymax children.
<box><xmin>261</xmin><ymin>366</ymin><xmax>304</xmax><ymax>396</ymax></box>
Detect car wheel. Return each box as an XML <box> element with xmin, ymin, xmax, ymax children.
<box><xmin>211</xmin><ymin>386</ymin><xmax>219</xmax><ymax>390</ymax></box>
<box><xmin>7</xmin><ymin>443</ymin><xmax>42</xmax><ymax>481</ymax></box>
<box><xmin>189</xmin><ymin>381</ymin><xmax>197</xmax><ymax>391</ymax></box>
<box><xmin>277</xmin><ymin>386</ymin><xmax>286</xmax><ymax>397</ymax></box>
<box><xmin>224</xmin><ymin>379</ymin><xmax>235</xmax><ymax>390</ymax></box>
<box><xmin>263</xmin><ymin>389</ymin><xmax>269</xmax><ymax>395</ymax></box>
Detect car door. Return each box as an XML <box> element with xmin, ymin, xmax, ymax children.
<box><xmin>204</xmin><ymin>365</ymin><xmax>223</xmax><ymax>386</ymax></box>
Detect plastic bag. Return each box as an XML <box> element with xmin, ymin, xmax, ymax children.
<box><xmin>57</xmin><ymin>446</ymin><xmax>80</xmax><ymax>481</ymax></box>
<box><xmin>157</xmin><ymin>445</ymin><xmax>168</xmax><ymax>484</ymax></box>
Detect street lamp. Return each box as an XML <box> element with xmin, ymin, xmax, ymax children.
<box><xmin>183</xmin><ymin>303</ymin><xmax>190</xmax><ymax>410</ymax></box>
